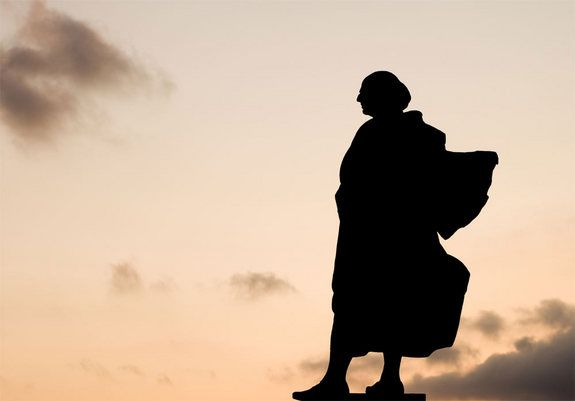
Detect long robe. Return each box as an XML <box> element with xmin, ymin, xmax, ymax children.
<box><xmin>331</xmin><ymin>110</ymin><xmax>493</xmax><ymax>357</ymax></box>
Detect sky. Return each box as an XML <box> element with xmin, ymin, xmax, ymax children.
<box><xmin>0</xmin><ymin>1</ymin><xmax>574</xmax><ymax>400</ymax></box>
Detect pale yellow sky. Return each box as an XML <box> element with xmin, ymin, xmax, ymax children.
<box><xmin>1</xmin><ymin>1</ymin><xmax>574</xmax><ymax>400</ymax></box>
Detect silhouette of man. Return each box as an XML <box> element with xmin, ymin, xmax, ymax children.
<box><xmin>293</xmin><ymin>71</ymin><xmax>481</xmax><ymax>400</ymax></box>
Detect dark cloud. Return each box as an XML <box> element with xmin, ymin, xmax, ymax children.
<box><xmin>521</xmin><ymin>298</ymin><xmax>575</xmax><ymax>329</ymax></box>
<box><xmin>229</xmin><ymin>272</ymin><xmax>296</xmax><ymax>300</ymax></box>
<box><xmin>409</xmin><ymin>323</ymin><xmax>575</xmax><ymax>400</ymax></box>
<box><xmin>0</xmin><ymin>1</ymin><xmax>167</xmax><ymax>143</ymax></box>
<box><xmin>118</xmin><ymin>364</ymin><xmax>145</xmax><ymax>377</ymax></box>
<box><xmin>110</xmin><ymin>262</ymin><xmax>143</xmax><ymax>295</ymax></box>
<box><xmin>426</xmin><ymin>343</ymin><xmax>479</xmax><ymax>367</ymax></box>
<box><xmin>470</xmin><ymin>310</ymin><xmax>505</xmax><ymax>339</ymax></box>
<box><xmin>293</xmin><ymin>301</ymin><xmax>575</xmax><ymax>400</ymax></box>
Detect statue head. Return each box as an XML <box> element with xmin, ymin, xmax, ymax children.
<box><xmin>357</xmin><ymin>71</ymin><xmax>411</xmax><ymax>117</ymax></box>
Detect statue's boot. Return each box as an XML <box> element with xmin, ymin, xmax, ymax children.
<box><xmin>293</xmin><ymin>380</ymin><xmax>350</xmax><ymax>400</ymax></box>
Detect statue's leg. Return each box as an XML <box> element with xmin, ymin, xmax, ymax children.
<box><xmin>292</xmin><ymin>319</ymin><xmax>352</xmax><ymax>400</ymax></box>
<box><xmin>381</xmin><ymin>351</ymin><xmax>402</xmax><ymax>383</ymax></box>
<box><xmin>323</xmin><ymin>321</ymin><xmax>353</xmax><ymax>383</ymax></box>
<box><xmin>365</xmin><ymin>352</ymin><xmax>404</xmax><ymax>397</ymax></box>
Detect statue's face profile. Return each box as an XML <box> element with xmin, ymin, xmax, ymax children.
<box><xmin>356</xmin><ymin>78</ymin><xmax>397</xmax><ymax>117</ymax></box>
<box><xmin>356</xmin><ymin>82</ymin><xmax>379</xmax><ymax>117</ymax></box>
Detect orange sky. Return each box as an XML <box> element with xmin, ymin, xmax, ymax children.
<box><xmin>1</xmin><ymin>1</ymin><xmax>574</xmax><ymax>400</ymax></box>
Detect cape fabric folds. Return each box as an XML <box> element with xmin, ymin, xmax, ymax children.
<box><xmin>408</xmin><ymin>150</ymin><xmax>498</xmax><ymax>355</ymax></box>
<box><xmin>331</xmin><ymin>112</ymin><xmax>498</xmax><ymax>358</ymax></box>
<box><xmin>436</xmin><ymin>151</ymin><xmax>499</xmax><ymax>240</ymax></box>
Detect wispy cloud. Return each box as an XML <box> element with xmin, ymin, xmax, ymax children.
<box><xmin>267</xmin><ymin>366</ymin><xmax>296</xmax><ymax>383</ymax></box>
<box><xmin>110</xmin><ymin>262</ymin><xmax>143</xmax><ymax>295</ymax></box>
<box><xmin>0</xmin><ymin>1</ymin><xmax>170</xmax><ymax>144</ymax></box>
<box><xmin>296</xmin><ymin>354</ymin><xmax>383</xmax><ymax>385</ymax></box>
<box><xmin>298</xmin><ymin>357</ymin><xmax>328</xmax><ymax>374</ymax></box>
<box><xmin>229</xmin><ymin>271</ymin><xmax>296</xmax><ymax>300</ymax></box>
<box><xmin>109</xmin><ymin>261</ymin><xmax>177</xmax><ymax>296</ymax></box>
<box><xmin>75</xmin><ymin>358</ymin><xmax>114</xmax><ymax>381</ymax></box>
<box><xmin>520</xmin><ymin>298</ymin><xmax>575</xmax><ymax>329</ymax></box>
<box><xmin>469</xmin><ymin>310</ymin><xmax>505</xmax><ymax>339</ymax></box>
<box><xmin>118</xmin><ymin>364</ymin><xmax>145</xmax><ymax>377</ymax></box>
<box><xmin>157</xmin><ymin>374</ymin><xmax>173</xmax><ymax>386</ymax></box>
<box><xmin>150</xmin><ymin>277</ymin><xmax>177</xmax><ymax>293</ymax></box>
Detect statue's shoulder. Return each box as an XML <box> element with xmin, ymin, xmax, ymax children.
<box><xmin>357</xmin><ymin>118</ymin><xmax>377</xmax><ymax>133</ymax></box>
<box><xmin>403</xmin><ymin>110</ymin><xmax>446</xmax><ymax>150</ymax></box>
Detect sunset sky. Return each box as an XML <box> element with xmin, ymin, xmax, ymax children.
<box><xmin>1</xmin><ymin>1</ymin><xmax>574</xmax><ymax>400</ymax></box>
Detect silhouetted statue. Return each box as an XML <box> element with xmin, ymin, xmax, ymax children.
<box><xmin>293</xmin><ymin>71</ymin><xmax>498</xmax><ymax>400</ymax></box>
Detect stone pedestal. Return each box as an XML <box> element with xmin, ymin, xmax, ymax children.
<box><xmin>348</xmin><ymin>393</ymin><xmax>426</xmax><ymax>401</ymax></box>
<box><xmin>292</xmin><ymin>392</ymin><xmax>425</xmax><ymax>400</ymax></box>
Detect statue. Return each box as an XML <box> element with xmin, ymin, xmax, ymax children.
<box><xmin>293</xmin><ymin>71</ymin><xmax>498</xmax><ymax>400</ymax></box>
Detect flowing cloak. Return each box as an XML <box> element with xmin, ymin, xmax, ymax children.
<box><xmin>331</xmin><ymin>111</ymin><xmax>497</xmax><ymax>357</ymax></box>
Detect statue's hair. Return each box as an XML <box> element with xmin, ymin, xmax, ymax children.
<box><xmin>363</xmin><ymin>71</ymin><xmax>411</xmax><ymax>111</ymax></box>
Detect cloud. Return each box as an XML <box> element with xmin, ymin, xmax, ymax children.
<box><xmin>521</xmin><ymin>298</ymin><xmax>575</xmax><ymax>329</ymax></box>
<box><xmin>349</xmin><ymin>354</ymin><xmax>383</xmax><ymax>374</ymax></box>
<box><xmin>267</xmin><ymin>366</ymin><xmax>296</xmax><ymax>383</ymax></box>
<box><xmin>346</xmin><ymin>354</ymin><xmax>386</xmax><ymax>386</ymax></box>
<box><xmin>409</xmin><ymin>322</ymin><xmax>575</xmax><ymax>400</ymax></box>
<box><xmin>426</xmin><ymin>343</ymin><xmax>479</xmax><ymax>367</ymax></box>
<box><xmin>469</xmin><ymin>310</ymin><xmax>505</xmax><ymax>339</ymax></box>
<box><xmin>0</xmin><ymin>1</ymin><xmax>168</xmax><ymax>144</ymax></box>
<box><xmin>110</xmin><ymin>262</ymin><xmax>143</xmax><ymax>295</ymax></box>
<box><xmin>118</xmin><ymin>364</ymin><xmax>145</xmax><ymax>377</ymax></box>
<box><xmin>157</xmin><ymin>374</ymin><xmax>173</xmax><ymax>386</ymax></box>
<box><xmin>292</xmin><ymin>300</ymin><xmax>575</xmax><ymax>400</ymax></box>
<box><xmin>296</xmin><ymin>354</ymin><xmax>382</xmax><ymax>383</ymax></box>
<box><xmin>298</xmin><ymin>357</ymin><xmax>328</xmax><ymax>374</ymax></box>
<box><xmin>150</xmin><ymin>277</ymin><xmax>177</xmax><ymax>293</ymax></box>
<box><xmin>229</xmin><ymin>272</ymin><xmax>296</xmax><ymax>300</ymax></box>
<box><xmin>109</xmin><ymin>261</ymin><xmax>177</xmax><ymax>297</ymax></box>
<box><xmin>76</xmin><ymin>358</ymin><xmax>114</xmax><ymax>381</ymax></box>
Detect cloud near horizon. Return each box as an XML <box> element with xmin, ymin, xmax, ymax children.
<box><xmin>425</xmin><ymin>343</ymin><xmax>479</xmax><ymax>367</ymax></box>
<box><xmin>297</xmin><ymin>354</ymin><xmax>383</xmax><ymax>386</ymax></box>
<box><xmin>409</xmin><ymin>322</ymin><xmax>574</xmax><ymax>400</ymax></box>
<box><xmin>229</xmin><ymin>271</ymin><xmax>296</xmax><ymax>300</ymax></box>
<box><xmin>0</xmin><ymin>1</ymin><xmax>169</xmax><ymax>144</ymax></box>
<box><xmin>409</xmin><ymin>300</ymin><xmax>575</xmax><ymax>400</ymax></box>
<box><xmin>292</xmin><ymin>299</ymin><xmax>575</xmax><ymax>400</ymax></box>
